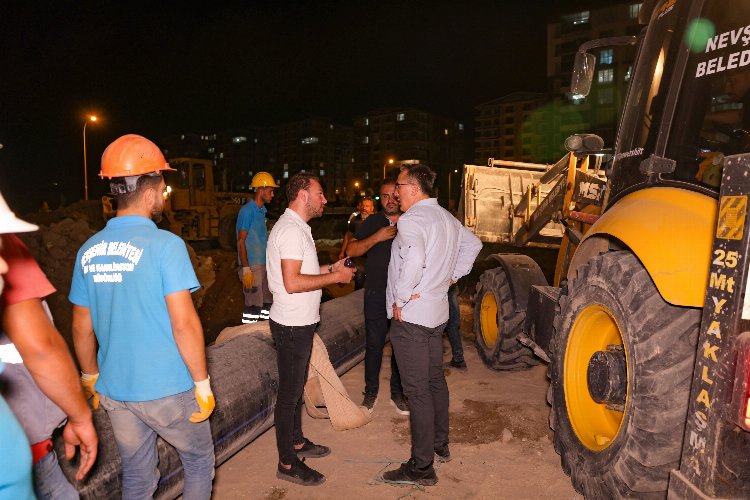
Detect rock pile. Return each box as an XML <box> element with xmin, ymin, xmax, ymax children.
<box><xmin>16</xmin><ymin>203</ymin><xmax>216</xmax><ymax>353</ymax></box>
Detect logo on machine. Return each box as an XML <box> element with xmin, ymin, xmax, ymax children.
<box><xmin>613</xmin><ymin>147</ymin><xmax>644</xmax><ymax>162</ymax></box>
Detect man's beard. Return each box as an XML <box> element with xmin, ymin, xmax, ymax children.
<box><xmin>383</xmin><ymin>202</ymin><xmax>400</xmax><ymax>216</ymax></box>
<box><xmin>305</xmin><ymin>200</ymin><xmax>323</xmax><ymax>219</ymax></box>
<box><xmin>151</xmin><ymin>204</ymin><xmax>163</xmax><ymax>224</ymax></box>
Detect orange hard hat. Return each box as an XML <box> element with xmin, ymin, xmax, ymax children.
<box><xmin>99</xmin><ymin>134</ymin><xmax>175</xmax><ymax>179</ymax></box>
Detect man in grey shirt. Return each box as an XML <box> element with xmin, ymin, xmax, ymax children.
<box><xmin>382</xmin><ymin>164</ymin><xmax>482</xmax><ymax>486</ymax></box>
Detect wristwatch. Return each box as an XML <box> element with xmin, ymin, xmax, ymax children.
<box><xmin>328</xmin><ymin>263</ymin><xmax>333</xmax><ymax>273</ymax></box>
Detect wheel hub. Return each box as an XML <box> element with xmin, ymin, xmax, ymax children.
<box><xmin>564</xmin><ymin>304</ymin><xmax>628</xmax><ymax>451</ymax></box>
<box><xmin>587</xmin><ymin>348</ymin><xmax>627</xmax><ymax>405</ymax></box>
<box><xmin>480</xmin><ymin>291</ymin><xmax>499</xmax><ymax>347</ymax></box>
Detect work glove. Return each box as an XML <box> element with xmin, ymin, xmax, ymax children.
<box><xmin>81</xmin><ymin>372</ymin><xmax>99</xmax><ymax>410</ymax></box>
<box><xmin>190</xmin><ymin>377</ymin><xmax>215</xmax><ymax>423</ymax></box>
<box><xmin>241</xmin><ymin>267</ymin><xmax>255</xmax><ymax>290</ymax></box>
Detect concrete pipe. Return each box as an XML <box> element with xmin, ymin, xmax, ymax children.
<box><xmin>58</xmin><ymin>289</ymin><xmax>366</xmax><ymax>498</ymax></box>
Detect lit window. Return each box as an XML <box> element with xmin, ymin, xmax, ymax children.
<box><xmin>624</xmin><ymin>65</ymin><xmax>633</xmax><ymax>81</ymax></box>
<box><xmin>208</xmin><ymin>147</ymin><xmax>215</xmax><ymax>153</ymax></box>
<box><xmin>329</xmin><ymin>124</ymin><xmax>334</xmax><ymax>130</ymax></box>
<box><xmin>219</xmin><ymin>152</ymin><xmax>224</xmax><ymax>158</ymax></box>
<box><xmin>598</xmin><ymin>88</ymin><xmax>614</xmax><ymax>105</ymax></box>
<box><xmin>233</xmin><ymin>136</ymin><xmax>247</xmax><ymax>143</ymax></box>
<box><xmin>563</xmin><ymin>11</ymin><xmax>589</xmax><ymax>25</ymax></box>
<box><xmin>319</xmin><ymin>169</ymin><xmax>325</xmax><ymax>176</ymax></box>
<box><xmin>600</xmin><ymin>49</ymin><xmax>613</xmax><ymax>65</ymax></box>
<box><xmin>444</xmin><ymin>128</ymin><xmax>449</xmax><ymax>135</ymax></box>
<box><xmin>283</xmin><ymin>163</ymin><xmax>289</xmax><ymax>170</ymax></box>
<box><xmin>629</xmin><ymin>3</ymin><xmax>641</xmax><ymax>19</ymax></box>
<box><xmin>363</xmin><ymin>118</ymin><xmax>369</xmax><ymax>126</ymax></box>
<box><xmin>365</xmin><ymin>172</ymin><xmax>369</xmax><ymax>180</ymax></box>
<box><xmin>597</xmin><ymin>69</ymin><xmax>614</xmax><ymax>83</ymax></box>
<box><xmin>254</xmin><ymin>138</ymin><xmax>258</xmax><ymax>143</ymax></box>
<box><xmin>458</xmin><ymin>123</ymin><xmax>464</xmax><ymax>131</ymax></box>
<box><xmin>283</xmin><ymin>171</ymin><xmax>289</xmax><ymax>179</ymax></box>
<box><xmin>301</xmin><ymin>137</ymin><xmax>319</xmax><ymax>144</ymax></box>
<box><xmin>180</xmin><ymin>134</ymin><xmax>185</xmax><ymax>140</ymax></box>
<box><xmin>362</xmin><ymin>136</ymin><xmax>369</xmax><ymax>144</ymax></box>
<box><xmin>396</xmin><ymin>113</ymin><xmax>405</xmax><ymax>121</ymax></box>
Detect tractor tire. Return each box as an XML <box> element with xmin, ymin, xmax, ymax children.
<box><xmin>474</xmin><ymin>266</ymin><xmax>539</xmax><ymax>371</ymax></box>
<box><xmin>549</xmin><ymin>251</ymin><xmax>700</xmax><ymax>498</ymax></box>
<box><xmin>218</xmin><ymin>214</ymin><xmax>238</xmax><ymax>251</ymax></box>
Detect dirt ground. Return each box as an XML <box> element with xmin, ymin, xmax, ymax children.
<box><xmin>210</xmin><ymin>302</ymin><xmax>582</xmax><ymax>500</ymax></box>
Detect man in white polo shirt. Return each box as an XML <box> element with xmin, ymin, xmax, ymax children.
<box><xmin>266</xmin><ymin>171</ymin><xmax>355</xmax><ymax>486</ymax></box>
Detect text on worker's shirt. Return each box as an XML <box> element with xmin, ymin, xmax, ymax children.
<box><xmin>80</xmin><ymin>240</ymin><xmax>145</xmax><ymax>283</ymax></box>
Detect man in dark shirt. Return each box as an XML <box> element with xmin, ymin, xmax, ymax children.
<box><xmin>340</xmin><ymin>198</ymin><xmax>374</xmax><ymax>290</ymax></box>
<box><xmin>345</xmin><ymin>181</ymin><xmax>408</xmax><ymax>414</ymax></box>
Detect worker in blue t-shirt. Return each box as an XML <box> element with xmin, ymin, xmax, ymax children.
<box><xmin>236</xmin><ymin>171</ymin><xmax>278</xmax><ymax>324</ymax></box>
<box><xmin>69</xmin><ymin>135</ymin><xmax>215</xmax><ymax>500</ymax></box>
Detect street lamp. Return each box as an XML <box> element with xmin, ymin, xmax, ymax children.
<box><xmin>384</xmin><ymin>158</ymin><xmax>395</xmax><ymax>179</ymax></box>
<box><xmin>83</xmin><ymin>115</ymin><xmax>98</xmax><ymax>201</ymax></box>
<box><xmin>448</xmin><ymin>168</ymin><xmax>459</xmax><ymax>209</ymax></box>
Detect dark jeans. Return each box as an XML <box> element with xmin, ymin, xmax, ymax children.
<box><xmin>445</xmin><ymin>284</ymin><xmax>464</xmax><ymax>362</ymax></box>
<box><xmin>364</xmin><ymin>288</ymin><xmax>403</xmax><ymax>397</ymax></box>
<box><xmin>390</xmin><ymin>319</ymin><xmax>449</xmax><ymax>469</ymax></box>
<box><xmin>270</xmin><ymin>319</ymin><xmax>316</xmax><ymax>465</ymax></box>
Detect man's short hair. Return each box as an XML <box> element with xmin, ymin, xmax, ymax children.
<box><xmin>286</xmin><ymin>171</ymin><xmax>319</xmax><ymax>202</ymax></box>
<box><xmin>112</xmin><ymin>174</ymin><xmax>163</xmax><ymax>210</ymax></box>
<box><xmin>401</xmin><ymin>164</ymin><xmax>436</xmax><ymax>195</ymax></box>
<box><xmin>381</xmin><ymin>178</ymin><xmax>397</xmax><ymax>189</ymax></box>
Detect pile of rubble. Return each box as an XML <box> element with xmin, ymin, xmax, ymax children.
<box><xmin>17</xmin><ymin>202</ymin><xmax>216</xmax><ymax>351</ymax></box>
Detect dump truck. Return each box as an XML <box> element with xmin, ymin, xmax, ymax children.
<box><xmin>461</xmin><ymin>0</ymin><xmax>750</xmax><ymax>497</ymax></box>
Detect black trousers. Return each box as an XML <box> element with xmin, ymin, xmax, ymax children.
<box><xmin>389</xmin><ymin>319</ymin><xmax>449</xmax><ymax>468</ymax></box>
<box><xmin>270</xmin><ymin>319</ymin><xmax>316</xmax><ymax>465</ymax></box>
<box><xmin>364</xmin><ymin>288</ymin><xmax>403</xmax><ymax>397</ymax></box>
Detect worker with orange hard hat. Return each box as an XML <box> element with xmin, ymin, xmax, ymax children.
<box><xmin>69</xmin><ymin>134</ymin><xmax>216</xmax><ymax>499</ymax></box>
<box><xmin>236</xmin><ymin>171</ymin><xmax>278</xmax><ymax>324</ymax></box>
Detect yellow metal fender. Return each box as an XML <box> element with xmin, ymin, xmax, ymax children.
<box><xmin>572</xmin><ymin>187</ymin><xmax>717</xmax><ymax>308</ymax></box>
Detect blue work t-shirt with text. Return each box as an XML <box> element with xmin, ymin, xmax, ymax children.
<box><xmin>69</xmin><ymin>216</ymin><xmax>200</xmax><ymax>402</ymax></box>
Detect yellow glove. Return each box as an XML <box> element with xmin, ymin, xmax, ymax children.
<box><xmin>242</xmin><ymin>267</ymin><xmax>255</xmax><ymax>289</ymax></box>
<box><xmin>81</xmin><ymin>372</ymin><xmax>99</xmax><ymax>410</ymax></box>
<box><xmin>190</xmin><ymin>377</ymin><xmax>215</xmax><ymax>423</ymax></box>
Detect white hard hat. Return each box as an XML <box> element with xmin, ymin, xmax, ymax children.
<box><xmin>0</xmin><ymin>192</ymin><xmax>38</xmax><ymax>233</ymax></box>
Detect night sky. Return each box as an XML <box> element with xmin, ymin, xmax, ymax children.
<box><xmin>1</xmin><ymin>0</ymin><xmax>626</xmax><ymax>213</ymax></box>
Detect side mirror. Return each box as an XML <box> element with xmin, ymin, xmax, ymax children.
<box><xmin>571</xmin><ymin>52</ymin><xmax>597</xmax><ymax>97</ymax></box>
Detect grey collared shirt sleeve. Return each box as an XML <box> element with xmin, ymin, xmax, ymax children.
<box><xmin>452</xmin><ymin>225</ymin><xmax>482</xmax><ymax>282</ymax></box>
